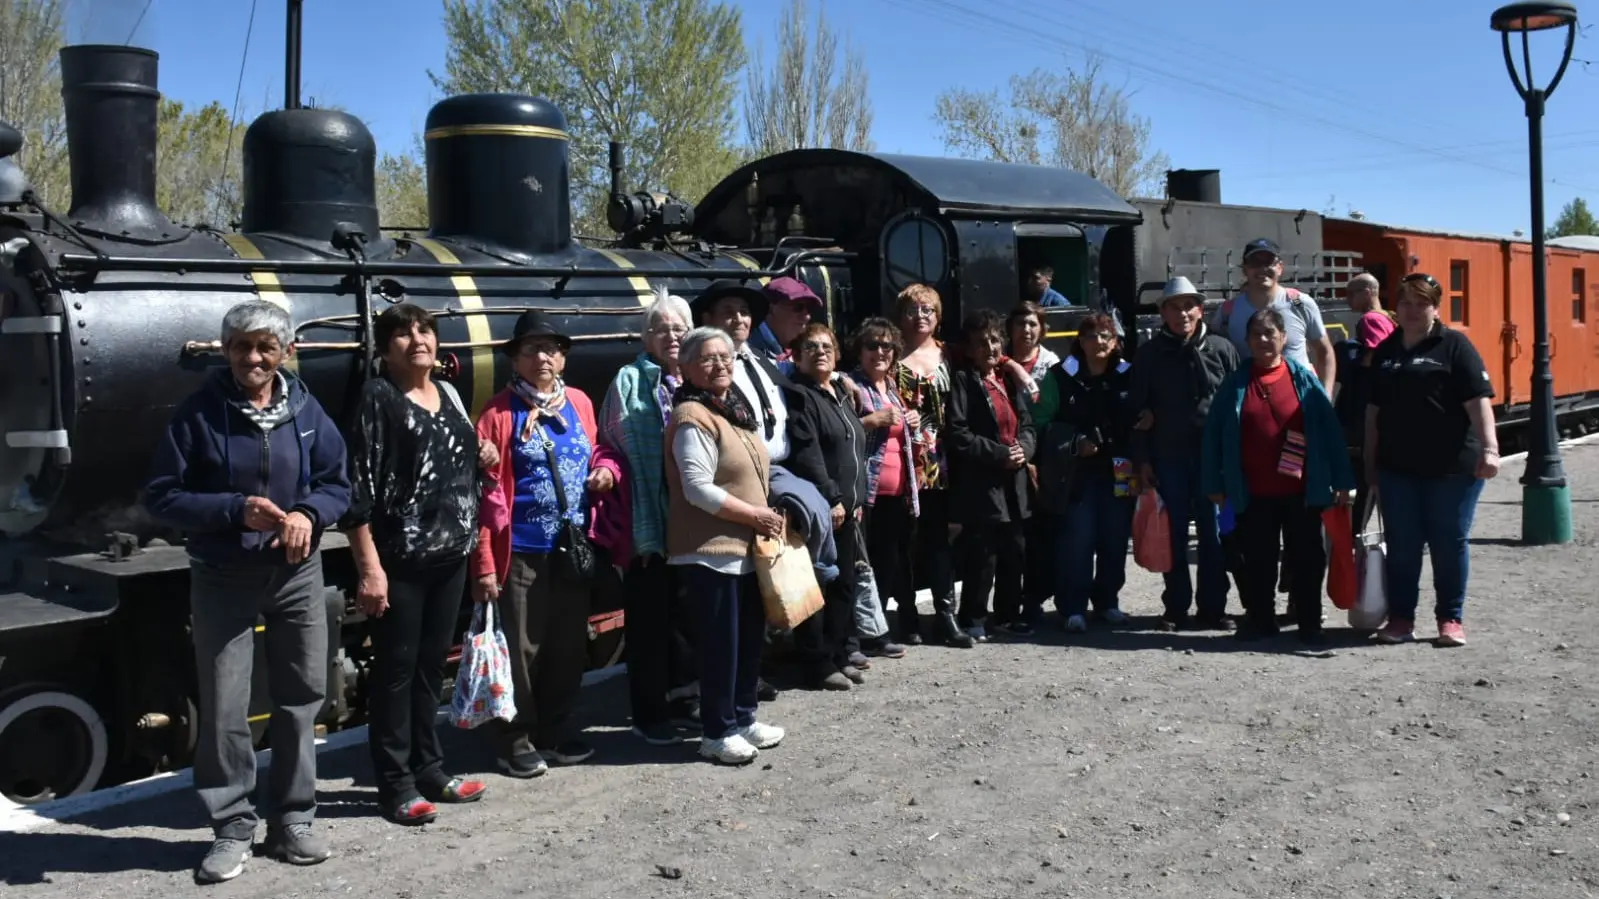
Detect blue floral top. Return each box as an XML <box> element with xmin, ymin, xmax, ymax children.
<box><xmin>509</xmin><ymin>399</ymin><xmax>592</xmax><ymax>554</ymax></box>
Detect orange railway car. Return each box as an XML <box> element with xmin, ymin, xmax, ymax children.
<box><xmin>1323</xmin><ymin>217</ymin><xmax>1599</xmax><ymax>451</ymax></box>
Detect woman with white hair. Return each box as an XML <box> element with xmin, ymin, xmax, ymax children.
<box><xmin>145</xmin><ymin>300</ymin><xmax>351</xmax><ymax>884</ymax></box>
<box><xmin>666</xmin><ymin>326</ymin><xmax>785</xmax><ymax>765</ymax></box>
<box><xmin>599</xmin><ymin>286</ymin><xmax>702</xmax><ymax>745</ymax></box>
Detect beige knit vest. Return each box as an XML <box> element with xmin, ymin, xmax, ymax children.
<box><xmin>665</xmin><ymin>401</ymin><xmax>771</xmax><ymax>560</ymax></box>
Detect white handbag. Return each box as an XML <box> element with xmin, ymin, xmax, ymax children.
<box><xmin>1348</xmin><ymin>503</ymin><xmax>1388</xmax><ymax>631</ymax></box>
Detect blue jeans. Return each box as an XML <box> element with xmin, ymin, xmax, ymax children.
<box><xmin>1377</xmin><ymin>471</ymin><xmax>1484</xmax><ymax>623</ymax></box>
<box><xmin>1055</xmin><ymin>477</ymin><xmax>1135</xmax><ymax>617</ymax></box>
<box><xmin>1153</xmin><ymin>457</ymin><xmax>1230</xmax><ymax>619</ymax></box>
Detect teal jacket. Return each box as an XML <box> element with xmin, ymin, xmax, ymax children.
<box><xmin>1201</xmin><ymin>359</ymin><xmax>1354</xmax><ymax>515</ymax></box>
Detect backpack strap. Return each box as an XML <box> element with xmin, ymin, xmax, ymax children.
<box><xmin>1217</xmin><ymin>295</ymin><xmax>1237</xmax><ymax>331</ymax></box>
<box><xmin>437</xmin><ymin>378</ymin><xmax>470</xmax><ymax>421</ymax></box>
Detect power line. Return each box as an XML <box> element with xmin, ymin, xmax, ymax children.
<box><xmin>124</xmin><ymin>0</ymin><xmax>154</xmax><ymax>44</ymax></box>
<box><xmin>884</xmin><ymin>0</ymin><xmax>1599</xmax><ymax>194</ymax></box>
<box><xmin>211</xmin><ymin>0</ymin><xmax>258</xmax><ymax>227</ymax></box>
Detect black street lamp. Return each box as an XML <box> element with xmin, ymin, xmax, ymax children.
<box><xmin>1492</xmin><ymin>0</ymin><xmax>1578</xmax><ymax>545</ymax></box>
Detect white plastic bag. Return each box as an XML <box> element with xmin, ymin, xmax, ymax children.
<box><xmin>1348</xmin><ymin>520</ymin><xmax>1388</xmax><ymax>631</ymax></box>
<box><xmin>449</xmin><ymin>601</ymin><xmax>518</xmax><ymax>729</ymax></box>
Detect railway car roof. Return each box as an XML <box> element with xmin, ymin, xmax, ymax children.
<box><xmin>1331</xmin><ymin>215</ymin><xmax>1598</xmax><ymax>250</ymax></box>
<box><xmin>698</xmin><ymin>149</ymin><xmax>1143</xmax><ymax>224</ymax></box>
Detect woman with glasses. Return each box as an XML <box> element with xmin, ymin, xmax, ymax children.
<box><xmin>783</xmin><ymin>322</ymin><xmax>881</xmax><ymax>688</ymax></box>
<box><xmin>1364</xmin><ymin>273</ymin><xmax>1499</xmax><ymax>647</ymax></box>
<box><xmin>853</xmin><ymin>318</ymin><xmax>922</xmax><ymax>646</ymax></box>
<box><xmin>472</xmin><ymin>311</ymin><xmax>620</xmax><ymax>777</ymax></box>
<box><xmin>894</xmin><ymin>284</ymin><xmax>975</xmax><ymax>647</ymax></box>
<box><xmin>666</xmin><ymin>327</ymin><xmax>786</xmax><ymax>764</ymax></box>
<box><xmin>1031</xmin><ymin>312</ymin><xmax>1136</xmax><ymax>632</ymax></box>
<box><xmin>599</xmin><ymin>288</ymin><xmax>703</xmax><ymax>745</ymax></box>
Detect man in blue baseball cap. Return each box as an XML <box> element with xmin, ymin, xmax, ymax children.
<box><xmin>1211</xmin><ymin>238</ymin><xmax>1337</xmax><ymax>395</ymax></box>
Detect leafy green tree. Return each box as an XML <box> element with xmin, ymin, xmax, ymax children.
<box><xmin>744</xmin><ymin>0</ymin><xmax>872</xmax><ymax>156</ymax></box>
<box><xmin>1547</xmin><ymin>197</ymin><xmax>1599</xmax><ymax>239</ymax></box>
<box><xmin>155</xmin><ymin>98</ymin><xmax>245</xmax><ymax>226</ymax></box>
<box><xmin>377</xmin><ymin>138</ymin><xmax>429</xmax><ymax>231</ymax></box>
<box><xmin>432</xmin><ymin>0</ymin><xmax>747</xmax><ymax>236</ymax></box>
<box><xmin>0</xmin><ymin>0</ymin><xmax>69</xmax><ymax>206</ymax></box>
<box><xmin>933</xmin><ymin>56</ymin><xmax>1169</xmax><ymax>198</ymax></box>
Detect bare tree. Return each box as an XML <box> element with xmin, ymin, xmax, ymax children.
<box><xmin>934</xmin><ymin>56</ymin><xmax>1168</xmax><ymax>197</ymax></box>
<box><xmin>743</xmin><ymin>0</ymin><xmax>872</xmax><ymax>156</ymax></box>
<box><xmin>0</xmin><ymin>0</ymin><xmax>69</xmax><ymax>205</ymax></box>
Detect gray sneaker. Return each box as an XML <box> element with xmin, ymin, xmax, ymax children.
<box><xmin>263</xmin><ymin>822</ymin><xmax>331</xmax><ymax>866</ymax></box>
<box><xmin>195</xmin><ymin>836</ymin><xmax>252</xmax><ymax>884</ymax></box>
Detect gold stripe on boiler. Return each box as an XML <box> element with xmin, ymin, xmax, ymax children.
<box><xmin>591</xmin><ymin>248</ymin><xmax>656</xmax><ymax>307</ymax></box>
<box><xmin>422</xmin><ymin>124</ymin><xmax>570</xmax><ymax>141</ymax></box>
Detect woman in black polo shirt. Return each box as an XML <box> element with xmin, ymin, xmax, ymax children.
<box><xmin>1363</xmin><ymin>273</ymin><xmax>1500</xmax><ymax>648</ymax></box>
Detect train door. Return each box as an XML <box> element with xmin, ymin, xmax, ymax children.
<box><xmin>1505</xmin><ymin>244</ymin><xmax>1534</xmax><ymax>408</ymax></box>
<box><xmin>1549</xmin><ymin>252</ymin><xmax>1591</xmax><ymax>408</ymax></box>
<box><xmin>879</xmin><ymin>210</ymin><xmax>954</xmax><ymax>327</ymax></box>
<box><xmin>945</xmin><ymin>218</ymin><xmax>1018</xmax><ymax>339</ymax></box>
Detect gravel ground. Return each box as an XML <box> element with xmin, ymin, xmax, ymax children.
<box><xmin>4</xmin><ymin>443</ymin><xmax>1598</xmax><ymax>899</ymax></box>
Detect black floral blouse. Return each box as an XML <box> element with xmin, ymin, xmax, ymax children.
<box><xmin>343</xmin><ymin>376</ymin><xmax>481</xmax><ymax>567</ymax></box>
<box><xmin>895</xmin><ymin>353</ymin><xmax>951</xmax><ymax>492</ymax></box>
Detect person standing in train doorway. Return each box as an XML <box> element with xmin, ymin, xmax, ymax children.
<box><xmin>144</xmin><ymin>300</ymin><xmax>352</xmax><ymax>884</ymax></box>
<box><xmin>1026</xmin><ymin>265</ymin><xmax>1076</xmax><ymax>307</ymax></box>
<box><xmin>1127</xmin><ymin>277</ymin><xmax>1240</xmax><ymax>631</ymax></box>
<box><xmin>1212</xmin><ymin>238</ymin><xmax>1337</xmax><ymax>395</ymax></box>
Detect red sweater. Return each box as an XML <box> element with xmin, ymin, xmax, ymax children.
<box><xmin>1239</xmin><ymin>363</ymin><xmax>1305</xmax><ymax>498</ymax></box>
<box><xmin>470</xmin><ymin>388</ymin><xmax>627</xmax><ymax>584</ymax></box>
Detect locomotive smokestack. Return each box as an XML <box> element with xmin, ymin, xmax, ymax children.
<box><xmin>423</xmin><ymin>94</ymin><xmax>572</xmax><ymax>256</ymax></box>
<box><xmin>285</xmin><ymin>0</ymin><xmax>302</xmax><ymax>110</ymax></box>
<box><xmin>59</xmin><ymin>45</ymin><xmax>175</xmax><ymax>238</ymax></box>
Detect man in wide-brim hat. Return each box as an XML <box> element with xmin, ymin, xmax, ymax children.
<box><xmin>690</xmin><ymin>279</ymin><xmax>769</xmax><ymax>331</ymax></box>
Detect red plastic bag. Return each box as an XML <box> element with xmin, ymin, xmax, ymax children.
<box><xmin>1322</xmin><ymin>505</ymin><xmax>1357</xmax><ymax>610</ymax></box>
<box><xmin>1132</xmin><ymin>491</ymin><xmax>1173</xmax><ymax>573</ymax></box>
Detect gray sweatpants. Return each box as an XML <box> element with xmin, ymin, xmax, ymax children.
<box><xmin>190</xmin><ymin>555</ymin><xmax>327</xmax><ymax>839</ymax></box>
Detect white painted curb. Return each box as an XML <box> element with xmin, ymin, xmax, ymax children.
<box><xmin>0</xmin><ymin>663</ymin><xmax>628</xmax><ymax>834</ymax></box>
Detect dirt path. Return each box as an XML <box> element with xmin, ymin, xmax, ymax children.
<box><xmin>4</xmin><ymin>444</ymin><xmax>1598</xmax><ymax>899</ymax></box>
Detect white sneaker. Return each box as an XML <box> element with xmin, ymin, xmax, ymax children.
<box><xmin>1065</xmin><ymin>614</ymin><xmax>1088</xmax><ymax>633</ymax></box>
<box><xmin>736</xmin><ymin>721</ymin><xmax>784</xmax><ymax>750</ymax></box>
<box><xmin>700</xmin><ymin>733</ymin><xmax>759</xmax><ymax>765</ymax></box>
<box><xmin>1102</xmin><ymin>608</ymin><xmax>1129</xmax><ymax>626</ymax></box>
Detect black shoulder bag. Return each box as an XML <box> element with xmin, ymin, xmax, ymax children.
<box><xmin>532</xmin><ymin>417</ymin><xmax>598</xmax><ymax>582</ymax></box>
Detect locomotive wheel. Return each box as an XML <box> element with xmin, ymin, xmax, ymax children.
<box><xmin>0</xmin><ymin>684</ymin><xmax>109</xmax><ymax>805</ymax></box>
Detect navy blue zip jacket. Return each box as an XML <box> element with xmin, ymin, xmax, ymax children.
<box><xmin>144</xmin><ymin>368</ymin><xmax>352</xmax><ymax>566</ymax></box>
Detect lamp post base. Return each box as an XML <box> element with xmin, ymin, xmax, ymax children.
<box><xmin>1521</xmin><ymin>483</ymin><xmax>1573</xmax><ymax>545</ymax></box>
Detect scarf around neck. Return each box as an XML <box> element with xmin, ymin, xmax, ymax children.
<box><xmin>510</xmin><ymin>374</ymin><xmax>567</xmax><ymax>442</ymax></box>
<box><xmin>673</xmin><ymin>381</ymin><xmax>759</xmax><ymax>432</ymax></box>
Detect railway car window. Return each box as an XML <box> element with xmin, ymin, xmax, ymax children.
<box><xmin>883</xmin><ymin>218</ymin><xmax>949</xmax><ymax>289</ymax></box>
<box><xmin>1449</xmin><ymin>260</ymin><xmax>1470</xmax><ymax>326</ymax></box>
<box><xmin>1574</xmin><ymin>269</ymin><xmax>1587</xmax><ymax>324</ymax></box>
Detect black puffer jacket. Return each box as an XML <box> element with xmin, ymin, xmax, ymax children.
<box><xmin>1036</xmin><ymin>355</ymin><xmax>1134</xmax><ymax>510</ymax></box>
<box><xmin>1126</xmin><ymin>323</ymin><xmax>1239</xmax><ymax>465</ymax></box>
<box><xmin>782</xmin><ymin>373</ymin><xmax>869</xmax><ymax>514</ymax></box>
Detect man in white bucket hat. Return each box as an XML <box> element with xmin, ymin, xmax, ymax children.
<box><xmin>1127</xmin><ymin>276</ymin><xmax>1240</xmax><ymax>631</ymax></box>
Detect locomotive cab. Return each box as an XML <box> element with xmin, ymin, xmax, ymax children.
<box><xmin>694</xmin><ymin>150</ymin><xmax>1142</xmax><ymax>354</ymax></box>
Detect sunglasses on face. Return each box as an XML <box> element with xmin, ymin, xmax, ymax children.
<box><xmin>799</xmin><ymin>341</ymin><xmax>835</xmax><ymax>355</ymax></box>
<box><xmin>862</xmin><ymin>340</ymin><xmax>895</xmax><ymax>353</ymax></box>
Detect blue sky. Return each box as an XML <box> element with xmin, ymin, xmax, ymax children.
<box><xmin>81</xmin><ymin>0</ymin><xmax>1599</xmax><ymax>236</ymax></box>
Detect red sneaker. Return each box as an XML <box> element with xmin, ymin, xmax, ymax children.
<box><xmin>388</xmin><ymin>797</ymin><xmax>438</xmax><ymax>827</ymax></box>
<box><xmin>1436</xmin><ymin>620</ymin><xmax>1467</xmax><ymax>647</ymax></box>
<box><xmin>1374</xmin><ymin>618</ymin><xmax>1415</xmax><ymax>644</ymax></box>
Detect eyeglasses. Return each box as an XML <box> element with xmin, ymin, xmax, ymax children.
<box><xmin>908</xmin><ymin>305</ymin><xmax>938</xmax><ymax>319</ymax></box>
<box><xmin>799</xmin><ymin>341</ymin><xmax>835</xmax><ymax>355</ymax></box>
<box><xmin>1402</xmin><ymin>273</ymin><xmax>1439</xmax><ymax>288</ymax></box>
<box><xmin>648</xmin><ymin>325</ymin><xmax>686</xmax><ymax>338</ymax></box>
<box><xmin>695</xmin><ymin>353</ymin><xmax>733</xmax><ymax>368</ymax></box>
<box><xmin>862</xmin><ymin>340</ymin><xmax>896</xmax><ymax>353</ymax></box>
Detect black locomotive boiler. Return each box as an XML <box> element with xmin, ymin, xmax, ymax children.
<box><xmin>0</xmin><ymin>42</ymin><xmax>845</xmax><ymax>805</ymax></box>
